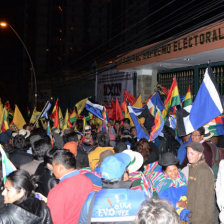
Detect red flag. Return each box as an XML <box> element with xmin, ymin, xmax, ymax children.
<box><xmin>105</xmin><ymin>106</ymin><xmax>114</xmax><ymax>119</ymax></box>
<box><xmin>110</xmin><ymin>99</ymin><xmax>116</xmax><ymax>120</ymax></box>
<box><xmin>123</xmin><ymin>90</ymin><xmax>136</xmax><ymax>105</ymax></box>
<box><xmin>120</xmin><ymin>100</ymin><xmax>126</xmax><ymax>112</ymax></box>
<box><xmin>161</xmin><ymin>86</ymin><xmax>169</xmax><ymax>96</ymax></box>
<box><xmin>115</xmin><ymin>98</ymin><xmax>123</xmax><ymax>121</ymax></box>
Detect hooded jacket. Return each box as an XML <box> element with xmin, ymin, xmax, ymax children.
<box><xmin>0</xmin><ymin>197</ymin><xmax>52</xmax><ymax>224</ymax></box>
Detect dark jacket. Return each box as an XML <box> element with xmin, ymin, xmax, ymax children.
<box><xmin>35</xmin><ymin>162</ymin><xmax>58</xmax><ymax>197</ymax></box>
<box><xmin>0</xmin><ymin>197</ymin><xmax>52</xmax><ymax>224</ymax></box>
<box><xmin>187</xmin><ymin>159</ymin><xmax>214</xmax><ymax>224</ymax></box>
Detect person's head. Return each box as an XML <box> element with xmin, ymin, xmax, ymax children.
<box><xmin>191</xmin><ymin>127</ymin><xmax>205</xmax><ymax>143</ymax></box>
<box><xmin>114</xmin><ymin>121</ymin><xmax>120</xmax><ymax>130</ymax></box>
<box><xmin>2</xmin><ymin>170</ymin><xmax>36</xmax><ymax>204</ymax></box>
<box><xmin>181</xmin><ymin>134</ymin><xmax>190</xmax><ymax>143</ymax></box>
<box><xmin>52</xmin><ymin>150</ymin><xmax>76</xmax><ymax>179</ymax></box>
<box><xmin>114</xmin><ymin>141</ymin><xmax>127</xmax><ymax>153</ymax></box>
<box><xmin>44</xmin><ymin>146</ymin><xmax>60</xmax><ymax>169</ymax></box>
<box><xmin>63</xmin><ymin>131</ymin><xmax>78</xmax><ymax>143</ymax></box>
<box><xmin>123</xmin><ymin>118</ymin><xmax>130</xmax><ymax>129</ymax></box>
<box><xmin>130</xmin><ymin>127</ymin><xmax>137</xmax><ymax>136</ymax></box>
<box><xmin>135</xmin><ymin>198</ymin><xmax>179</xmax><ymax>224</ymax></box>
<box><xmin>33</xmin><ymin>138</ymin><xmax>52</xmax><ymax>160</ymax></box>
<box><xmin>13</xmin><ymin>135</ymin><xmax>26</xmax><ymax>150</ymax></box>
<box><xmin>187</xmin><ymin>141</ymin><xmax>204</xmax><ymax>164</ymax></box>
<box><xmin>100</xmin><ymin>152</ymin><xmax>131</xmax><ymax>183</ymax></box>
<box><xmin>159</xmin><ymin>152</ymin><xmax>179</xmax><ymax>180</ymax></box>
<box><xmin>97</xmin><ymin>131</ymin><xmax>110</xmax><ymax>147</ymax></box>
<box><xmin>136</xmin><ymin>138</ymin><xmax>152</xmax><ymax>164</ymax></box>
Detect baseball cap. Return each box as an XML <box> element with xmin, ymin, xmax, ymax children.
<box><xmin>100</xmin><ymin>152</ymin><xmax>131</xmax><ymax>182</ymax></box>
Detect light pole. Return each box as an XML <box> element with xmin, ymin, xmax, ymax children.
<box><xmin>0</xmin><ymin>22</ymin><xmax>37</xmax><ymax>107</ymax></box>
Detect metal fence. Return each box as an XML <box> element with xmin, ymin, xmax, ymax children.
<box><xmin>158</xmin><ymin>63</ymin><xmax>224</xmax><ymax>98</ymax></box>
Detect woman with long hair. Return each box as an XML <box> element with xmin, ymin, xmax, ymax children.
<box><xmin>0</xmin><ymin>169</ymin><xmax>52</xmax><ymax>223</ymax></box>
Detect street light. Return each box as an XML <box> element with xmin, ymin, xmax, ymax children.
<box><xmin>0</xmin><ymin>21</ymin><xmax>37</xmax><ymax>107</ymax></box>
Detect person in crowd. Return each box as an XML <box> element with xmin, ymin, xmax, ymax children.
<box><xmin>0</xmin><ymin>169</ymin><xmax>52</xmax><ymax>223</ymax></box>
<box><xmin>216</xmin><ymin>159</ymin><xmax>224</xmax><ymax>224</ymax></box>
<box><xmin>136</xmin><ymin>138</ymin><xmax>159</xmax><ymax>170</ymax></box>
<box><xmin>144</xmin><ymin>152</ymin><xmax>189</xmax><ymax>221</ymax></box>
<box><xmin>88</xmin><ymin>132</ymin><xmax>114</xmax><ymax>170</ymax></box>
<box><xmin>21</xmin><ymin>138</ymin><xmax>52</xmax><ymax>175</ymax></box>
<box><xmin>78</xmin><ymin>125</ymin><xmax>95</xmax><ymax>154</ymax></box>
<box><xmin>63</xmin><ymin>141</ymin><xmax>78</xmax><ymax>157</ymax></box>
<box><xmin>134</xmin><ymin>198</ymin><xmax>179</xmax><ymax>224</ymax></box>
<box><xmin>0</xmin><ymin>129</ymin><xmax>12</xmax><ymax>145</ymax></box>
<box><xmin>186</xmin><ymin>141</ymin><xmax>214</xmax><ymax>224</ymax></box>
<box><xmin>34</xmin><ymin>147</ymin><xmax>59</xmax><ymax>197</ymax></box>
<box><xmin>0</xmin><ymin>153</ymin><xmax>3</xmax><ymax>205</ymax></box>
<box><xmin>9</xmin><ymin>134</ymin><xmax>33</xmax><ymax>169</ymax></box>
<box><xmin>78</xmin><ymin>152</ymin><xmax>149</xmax><ymax>223</ymax></box>
<box><xmin>181</xmin><ymin>127</ymin><xmax>213</xmax><ymax>168</ymax></box>
<box><xmin>47</xmin><ymin>150</ymin><xmax>93</xmax><ymax>224</ymax></box>
<box><xmin>177</xmin><ymin>134</ymin><xmax>191</xmax><ymax>165</ymax></box>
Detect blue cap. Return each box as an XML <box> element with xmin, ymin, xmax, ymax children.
<box><xmin>100</xmin><ymin>153</ymin><xmax>131</xmax><ymax>182</ymax></box>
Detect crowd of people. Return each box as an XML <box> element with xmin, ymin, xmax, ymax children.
<box><xmin>0</xmin><ymin>114</ymin><xmax>223</xmax><ymax>224</ymax></box>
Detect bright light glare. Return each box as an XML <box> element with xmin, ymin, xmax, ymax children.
<box><xmin>0</xmin><ymin>22</ymin><xmax>7</xmax><ymax>27</ymax></box>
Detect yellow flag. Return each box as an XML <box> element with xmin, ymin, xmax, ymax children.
<box><xmin>124</xmin><ymin>104</ymin><xmax>134</xmax><ymax>126</ymax></box>
<box><xmin>59</xmin><ymin>107</ymin><xmax>64</xmax><ymax>130</ymax></box>
<box><xmin>63</xmin><ymin>109</ymin><xmax>69</xmax><ymax>130</ymax></box>
<box><xmin>30</xmin><ymin>107</ymin><xmax>41</xmax><ymax>124</ymax></box>
<box><xmin>75</xmin><ymin>98</ymin><xmax>88</xmax><ymax>115</ymax></box>
<box><xmin>133</xmin><ymin>95</ymin><xmax>142</xmax><ymax>108</ymax></box>
<box><xmin>12</xmin><ymin>105</ymin><xmax>26</xmax><ymax>130</ymax></box>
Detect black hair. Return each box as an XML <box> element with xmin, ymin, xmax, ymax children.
<box><xmin>33</xmin><ymin>139</ymin><xmax>52</xmax><ymax>160</ymax></box>
<box><xmin>7</xmin><ymin>170</ymin><xmax>37</xmax><ymax>204</ymax></box>
<box><xmin>63</xmin><ymin>132</ymin><xmax>78</xmax><ymax>143</ymax></box>
<box><xmin>43</xmin><ymin>146</ymin><xmax>59</xmax><ymax>165</ymax></box>
<box><xmin>13</xmin><ymin>135</ymin><xmax>26</xmax><ymax>150</ymax></box>
<box><xmin>123</xmin><ymin>118</ymin><xmax>130</xmax><ymax>124</ymax></box>
<box><xmin>52</xmin><ymin>150</ymin><xmax>76</xmax><ymax>169</ymax></box>
<box><xmin>197</xmin><ymin>127</ymin><xmax>205</xmax><ymax>136</ymax></box>
<box><xmin>114</xmin><ymin>141</ymin><xmax>127</xmax><ymax>153</ymax></box>
<box><xmin>161</xmin><ymin>164</ymin><xmax>179</xmax><ymax>172</ymax></box>
<box><xmin>97</xmin><ymin>131</ymin><xmax>110</xmax><ymax>147</ymax></box>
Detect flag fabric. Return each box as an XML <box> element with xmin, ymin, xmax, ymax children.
<box><xmin>204</xmin><ymin>115</ymin><xmax>224</xmax><ymax>136</ymax></box>
<box><xmin>30</xmin><ymin>107</ymin><xmax>41</xmax><ymax>125</ymax></box>
<box><xmin>177</xmin><ymin>67</ymin><xmax>224</xmax><ymax>136</ymax></box>
<box><xmin>11</xmin><ymin>105</ymin><xmax>26</xmax><ymax>130</ymax></box>
<box><xmin>102</xmin><ymin>107</ymin><xmax>109</xmax><ymax>132</ymax></box>
<box><xmin>120</xmin><ymin>100</ymin><xmax>126</xmax><ymax>112</ymax></box>
<box><xmin>85</xmin><ymin>100</ymin><xmax>104</xmax><ymax>120</ymax></box>
<box><xmin>128</xmin><ymin>105</ymin><xmax>149</xmax><ymax>141</ymax></box>
<box><xmin>105</xmin><ymin>106</ymin><xmax>113</xmax><ymax>119</ymax></box>
<box><xmin>137</xmin><ymin>106</ymin><xmax>155</xmax><ymax>134</ymax></box>
<box><xmin>115</xmin><ymin>98</ymin><xmax>123</xmax><ymax>121</ymax></box>
<box><xmin>63</xmin><ymin>109</ymin><xmax>69</xmax><ymax>130</ymax></box>
<box><xmin>149</xmin><ymin>108</ymin><xmax>164</xmax><ymax>141</ymax></box>
<box><xmin>133</xmin><ymin>95</ymin><xmax>142</xmax><ymax>108</ymax></box>
<box><xmin>124</xmin><ymin>103</ymin><xmax>134</xmax><ymax>126</ymax></box>
<box><xmin>149</xmin><ymin>92</ymin><xmax>165</xmax><ymax>112</ymax></box>
<box><xmin>40</xmin><ymin>101</ymin><xmax>52</xmax><ymax>119</ymax></box>
<box><xmin>27</xmin><ymin>106</ymin><xmax>31</xmax><ymax>119</ymax></box>
<box><xmin>0</xmin><ymin>145</ymin><xmax>16</xmax><ymax>183</ymax></box>
<box><xmin>123</xmin><ymin>90</ymin><xmax>136</xmax><ymax>105</ymax></box>
<box><xmin>75</xmin><ymin>98</ymin><xmax>88</xmax><ymax>115</ymax></box>
<box><xmin>68</xmin><ymin>109</ymin><xmax>77</xmax><ymax>127</ymax></box>
<box><xmin>183</xmin><ymin>86</ymin><xmax>192</xmax><ymax>108</ymax></box>
<box><xmin>110</xmin><ymin>99</ymin><xmax>115</xmax><ymax>120</ymax></box>
<box><xmin>162</xmin><ymin>77</ymin><xmax>181</xmax><ymax>121</ymax></box>
<box><xmin>58</xmin><ymin>107</ymin><xmax>64</xmax><ymax>129</ymax></box>
<box><xmin>50</xmin><ymin>100</ymin><xmax>59</xmax><ymax>128</ymax></box>
<box><xmin>5</xmin><ymin>101</ymin><xmax>13</xmax><ymax>121</ymax></box>
<box><xmin>1</xmin><ymin>107</ymin><xmax>9</xmax><ymax>132</ymax></box>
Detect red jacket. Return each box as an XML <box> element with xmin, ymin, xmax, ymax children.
<box><xmin>47</xmin><ymin>173</ymin><xmax>93</xmax><ymax>224</ymax></box>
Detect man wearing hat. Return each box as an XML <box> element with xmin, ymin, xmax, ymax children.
<box><xmin>186</xmin><ymin>142</ymin><xmax>214</xmax><ymax>224</ymax></box>
<box><xmin>78</xmin><ymin>152</ymin><xmax>148</xmax><ymax>224</ymax></box>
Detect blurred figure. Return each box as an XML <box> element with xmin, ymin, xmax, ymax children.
<box><xmin>135</xmin><ymin>198</ymin><xmax>179</xmax><ymax>224</ymax></box>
